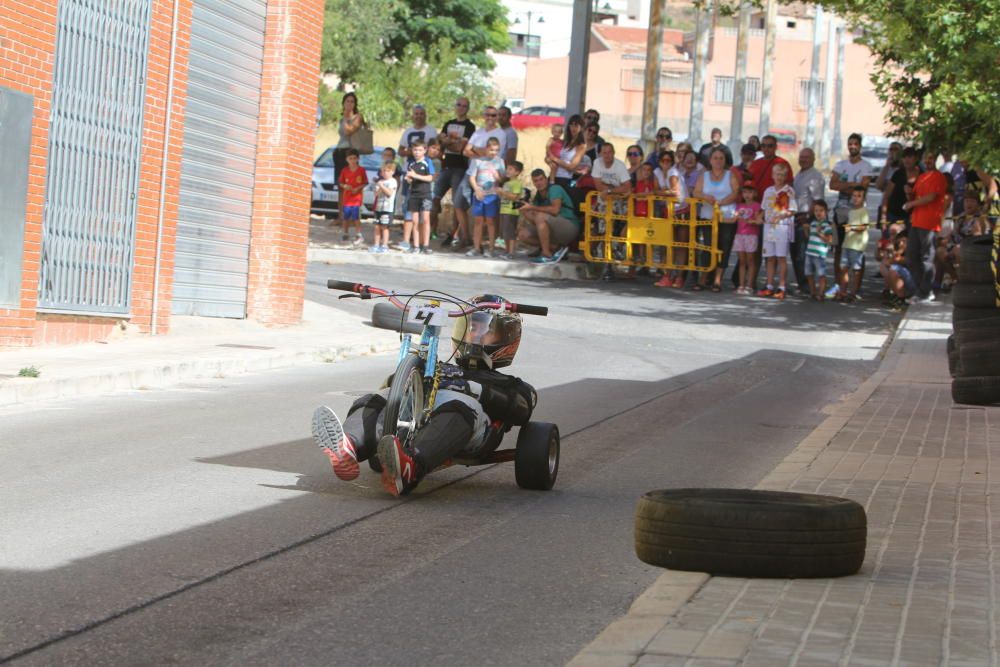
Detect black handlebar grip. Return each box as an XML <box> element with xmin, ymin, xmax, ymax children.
<box><xmin>327</xmin><ymin>280</ymin><xmax>360</xmax><ymax>292</ymax></box>
<box><xmin>512</xmin><ymin>303</ymin><xmax>548</xmax><ymax>316</ymax></box>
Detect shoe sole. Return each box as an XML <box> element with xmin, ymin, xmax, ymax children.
<box><xmin>377</xmin><ymin>434</ymin><xmax>403</xmax><ymax>496</ymax></box>
<box><xmin>311</xmin><ymin>406</ymin><xmax>360</xmax><ymax>481</ymax></box>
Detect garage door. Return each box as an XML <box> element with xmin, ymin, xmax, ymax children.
<box><xmin>172</xmin><ymin>0</ymin><xmax>266</xmax><ymax>318</ymax></box>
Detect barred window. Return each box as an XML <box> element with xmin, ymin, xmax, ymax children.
<box><xmin>795</xmin><ymin>79</ymin><xmax>826</xmax><ymax>109</ymax></box>
<box><xmin>713</xmin><ymin>76</ymin><xmax>761</xmax><ymax>106</ymax></box>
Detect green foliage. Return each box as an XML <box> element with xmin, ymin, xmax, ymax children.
<box><xmin>385</xmin><ymin>0</ymin><xmax>509</xmax><ymax>71</ymax></box>
<box><xmin>815</xmin><ymin>0</ymin><xmax>1000</xmax><ymax>172</ymax></box>
<box><xmin>320</xmin><ymin>0</ymin><xmax>403</xmax><ymax>85</ymax></box>
<box><xmin>17</xmin><ymin>366</ymin><xmax>39</xmax><ymax>378</ymax></box>
<box><xmin>348</xmin><ymin>40</ymin><xmax>496</xmax><ymax>128</ymax></box>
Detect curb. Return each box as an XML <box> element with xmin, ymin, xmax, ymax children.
<box><xmin>566</xmin><ymin>306</ymin><xmax>912</xmax><ymax>666</ymax></box>
<box><xmin>0</xmin><ymin>341</ymin><xmax>398</xmax><ymax>409</ymax></box>
<box><xmin>307</xmin><ymin>247</ymin><xmax>592</xmax><ymax>281</ymax></box>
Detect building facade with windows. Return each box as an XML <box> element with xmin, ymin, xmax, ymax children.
<box><xmin>522</xmin><ymin>17</ymin><xmax>890</xmax><ymax>143</ymax></box>
<box><xmin>0</xmin><ymin>0</ymin><xmax>322</xmax><ymax>348</ymax></box>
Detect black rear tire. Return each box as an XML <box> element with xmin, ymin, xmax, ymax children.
<box><xmin>954</xmin><ymin>306</ymin><xmax>1000</xmax><ymax>325</ymax></box>
<box><xmin>372</xmin><ymin>302</ymin><xmax>423</xmax><ymax>334</ymax></box>
<box><xmin>514</xmin><ymin>422</ymin><xmax>560</xmax><ymax>490</ymax></box>
<box><xmin>947</xmin><ymin>335</ymin><xmax>960</xmax><ymax>377</ymax></box>
<box><xmin>634</xmin><ymin>488</ymin><xmax>867</xmax><ymax>578</ymax></box>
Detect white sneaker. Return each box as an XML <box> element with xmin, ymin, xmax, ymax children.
<box><xmin>482</xmin><ymin>249</ymin><xmax>493</xmax><ymax>259</ymax></box>
<box><xmin>465</xmin><ymin>248</ymin><xmax>480</xmax><ymax>257</ymax></box>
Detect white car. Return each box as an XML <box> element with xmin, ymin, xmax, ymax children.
<box><xmin>310</xmin><ymin>147</ymin><xmax>385</xmax><ymax>219</ymax></box>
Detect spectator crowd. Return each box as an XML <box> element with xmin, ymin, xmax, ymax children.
<box><xmin>329</xmin><ymin>91</ymin><xmax>998</xmax><ymax>307</ymax></box>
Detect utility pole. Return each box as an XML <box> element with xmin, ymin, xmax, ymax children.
<box><xmin>640</xmin><ymin>0</ymin><xmax>667</xmax><ymax>154</ymax></box>
<box><xmin>804</xmin><ymin>6</ymin><xmax>823</xmax><ymax>148</ymax></box>
<box><xmin>565</xmin><ymin>0</ymin><xmax>593</xmax><ymax>117</ymax></box>
<box><xmin>687</xmin><ymin>0</ymin><xmax>712</xmax><ymax>148</ymax></box>
<box><xmin>820</xmin><ymin>12</ymin><xmax>835</xmax><ymax>163</ymax></box>
<box><xmin>833</xmin><ymin>22</ymin><xmax>845</xmax><ymax>152</ymax></box>
<box><xmin>758</xmin><ymin>0</ymin><xmax>776</xmax><ymax>137</ymax></box>
<box><xmin>728</xmin><ymin>0</ymin><xmax>751</xmax><ymax>152</ymax></box>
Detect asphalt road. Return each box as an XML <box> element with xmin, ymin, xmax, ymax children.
<box><xmin>0</xmin><ymin>263</ymin><xmax>900</xmax><ymax>665</ymax></box>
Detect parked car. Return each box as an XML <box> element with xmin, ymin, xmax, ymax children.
<box><xmin>501</xmin><ymin>97</ymin><xmax>524</xmax><ymax>114</ymax></box>
<box><xmin>510</xmin><ymin>105</ymin><xmax>565</xmax><ymax>130</ymax></box>
<box><xmin>861</xmin><ymin>138</ymin><xmax>893</xmax><ymax>177</ymax></box>
<box><xmin>310</xmin><ymin>147</ymin><xmax>384</xmax><ymax>218</ymax></box>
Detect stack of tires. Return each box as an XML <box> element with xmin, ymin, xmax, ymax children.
<box><xmin>950</xmin><ymin>234</ymin><xmax>1000</xmax><ymax>405</ymax></box>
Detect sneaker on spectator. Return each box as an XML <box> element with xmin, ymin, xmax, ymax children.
<box><xmin>774</xmin><ymin>288</ymin><xmax>786</xmax><ymax>300</ymax></box>
<box><xmin>482</xmin><ymin>249</ymin><xmax>493</xmax><ymax>259</ymax></box>
<box><xmin>421</xmin><ymin>246</ymin><xmax>434</xmax><ymax>255</ymax></box>
<box><xmin>377</xmin><ymin>434</ymin><xmax>418</xmax><ymax>497</ymax></box>
<box><xmin>532</xmin><ymin>255</ymin><xmax>556</xmax><ymax>264</ymax></box>
<box><xmin>311</xmin><ymin>406</ymin><xmax>360</xmax><ymax>481</ymax></box>
<box><xmin>465</xmin><ymin>248</ymin><xmax>480</xmax><ymax>258</ymax></box>
<box><xmin>551</xmin><ymin>246</ymin><xmax>569</xmax><ymax>263</ymax></box>
<box><xmin>439</xmin><ymin>235</ymin><xmax>454</xmax><ymax>248</ymax></box>
<box><xmin>495</xmin><ymin>252</ymin><xmax>512</xmax><ymax>261</ymax></box>
<box><xmin>396</xmin><ymin>242</ymin><xmax>412</xmax><ymax>252</ymax></box>
<box><xmin>757</xmin><ymin>287</ymin><xmax>774</xmax><ymax>297</ymax></box>
<box><xmin>654</xmin><ymin>276</ymin><xmax>672</xmax><ymax>287</ymax></box>
<box><xmin>825</xmin><ymin>284</ymin><xmax>840</xmax><ymax>299</ymax></box>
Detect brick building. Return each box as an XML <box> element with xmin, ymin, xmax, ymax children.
<box><xmin>0</xmin><ymin>0</ymin><xmax>322</xmax><ymax>347</ymax></box>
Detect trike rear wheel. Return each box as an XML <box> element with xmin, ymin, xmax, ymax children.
<box><xmin>515</xmin><ymin>422</ymin><xmax>559</xmax><ymax>490</ymax></box>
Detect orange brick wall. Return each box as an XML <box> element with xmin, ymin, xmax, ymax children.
<box><xmin>0</xmin><ymin>0</ymin><xmax>57</xmax><ymax>347</ymax></box>
<box><xmin>0</xmin><ymin>0</ymin><xmax>322</xmax><ymax>347</ymax></box>
<box><xmin>246</xmin><ymin>0</ymin><xmax>324</xmax><ymax>327</ymax></box>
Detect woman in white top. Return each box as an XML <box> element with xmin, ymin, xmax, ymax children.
<box><xmin>334</xmin><ymin>92</ymin><xmax>365</xmax><ymax>183</ymax></box>
<box><xmin>651</xmin><ymin>150</ymin><xmax>691</xmax><ymax>288</ymax></box>
<box><xmin>693</xmin><ymin>147</ymin><xmax>742</xmax><ymax>291</ymax></box>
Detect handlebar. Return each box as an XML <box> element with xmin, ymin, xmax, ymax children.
<box><xmin>326</xmin><ymin>280</ymin><xmax>548</xmax><ymax>317</ymax></box>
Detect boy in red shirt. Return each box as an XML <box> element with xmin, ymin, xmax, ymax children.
<box><xmin>339</xmin><ymin>149</ymin><xmax>368</xmax><ymax>245</ymax></box>
<box><xmin>902</xmin><ymin>148</ymin><xmax>947</xmax><ymax>302</ymax></box>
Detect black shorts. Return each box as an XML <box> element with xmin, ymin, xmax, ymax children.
<box><xmin>407</xmin><ymin>196</ymin><xmax>433</xmax><ymax>213</ymax></box>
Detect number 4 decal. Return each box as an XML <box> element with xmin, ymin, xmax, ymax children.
<box><xmin>407</xmin><ymin>306</ymin><xmax>448</xmax><ymax>326</ymax></box>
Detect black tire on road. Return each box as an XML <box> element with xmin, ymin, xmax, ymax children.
<box><xmin>514</xmin><ymin>422</ymin><xmax>560</xmax><ymax>491</ymax></box>
<box><xmin>957</xmin><ymin>341</ymin><xmax>1000</xmax><ymax>377</ymax></box>
<box><xmin>955</xmin><ymin>327</ymin><xmax>1000</xmax><ymax>348</ymax></box>
<box><xmin>952</xmin><ymin>283</ymin><xmax>999</xmax><ymax>309</ymax></box>
<box><xmin>958</xmin><ymin>236</ymin><xmax>995</xmax><ymax>283</ymax></box>
<box><xmin>634</xmin><ymin>488</ymin><xmax>867</xmax><ymax>578</ymax></box>
<box><xmin>372</xmin><ymin>302</ymin><xmax>423</xmax><ymax>334</ymax></box>
<box><xmin>952</xmin><ymin>376</ymin><xmax>1000</xmax><ymax>405</ymax></box>
<box><xmin>952</xmin><ymin>308</ymin><xmax>1000</xmax><ymax>334</ymax></box>
<box><xmin>948</xmin><ymin>335</ymin><xmax>960</xmax><ymax>377</ymax></box>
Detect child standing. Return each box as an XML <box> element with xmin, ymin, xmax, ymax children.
<box><xmin>338</xmin><ymin>149</ymin><xmax>368</xmax><ymax>245</ymax></box>
<box><xmin>466</xmin><ymin>137</ymin><xmax>506</xmax><ymax>257</ymax></box>
<box><xmin>758</xmin><ymin>163</ymin><xmax>797</xmax><ymax>299</ymax></box>
<box><xmin>402</xmin><ymin>140</ymin><xmax>435</xmax><ymax>253</ymax></box>
<box><xmin>804</xmin><ymin>200</ymin><xmax>835</xmax><ymax>301</ymax></box>
<box><xmin>497</xmin><ymin>160</ymin><xmax>526</xmax><ymax>260</ymax></box>
<box><xmin>733</xmin><ymin>184</ymin><xmax>762</xmax><ymax>294</ymax></box>
<box><xmin>545</xmin><ymin>123</ymin><xmax>564</xmax><ymax>182</ymax></box>
<box><xmin>633</xmin><ymin>162</ymin><xmax>656</xmax><ymax>217</ymax></box>
<box><xmin>370</xmin><ymin>161</ymin><xmax>398</xmax><ymax>253</ymax></box>
<box><xmin>839</xmin><ymin>185</ymin><xmax>872</xmax><ymax>302</ymax></box>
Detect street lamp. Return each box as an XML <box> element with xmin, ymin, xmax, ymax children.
<box><xmin>513</xmin><ymin>12</ymin><xmax>544</xmax><ymax>98</ymax></box>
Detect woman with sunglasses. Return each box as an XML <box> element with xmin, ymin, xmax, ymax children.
<box><xmin>644</xmin><ymin>128</ymin><xmax>674</xmax><ymax>168</ymax></box>
<box><xmin>625</xmin><ymin>145</ymin><xmax>645</xmax><ymax>183</ymax></box>
<box><xmin>544</xmin><ymin>114</ymin><xmax>588</xmax><ymax>209</ymax></box>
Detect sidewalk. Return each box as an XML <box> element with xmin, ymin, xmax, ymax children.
<box><xmin>569</xmin><ymin>301</ymin><xmax>1000</xmax><ymax>666</ymax></box>
<box><xmin>308</xmin><ymin>216</ymin><xmax>592</xmax><ymax>281</ymax></box>
<box><xmin>0</xmin><ymin>301</ymin><xmax>399</xmax><ymax>409</ymax></box>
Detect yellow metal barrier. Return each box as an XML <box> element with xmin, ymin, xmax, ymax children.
<box><xmin>582</xmin><ymin>192</ymin><xmax>722</xmax><ymax>272</ymax></box>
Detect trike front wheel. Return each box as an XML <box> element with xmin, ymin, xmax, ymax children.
<box><xmin>381</xmin><ymin>353</ymin><xmax>428</xmax><ymax>447</ymax></box>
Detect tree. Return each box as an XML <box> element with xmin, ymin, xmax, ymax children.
<box><xmin>355</xmin><ymin>40</ymin><xmax>496</xmax><ymax>128</ymax></box>
<box><xmin>385</xmin><ymin>0</ymin><xmax>509</xmax><ymax>71</ymax></box>
<box><xmin>810</xmin><ymin>0</ymin><xmax>1000</xmax><ymax>172</ymax></box>
<box><xmin>320</xmin><ymin>0</ymin><xmax>403</xmax><ymax>86</ymax></box>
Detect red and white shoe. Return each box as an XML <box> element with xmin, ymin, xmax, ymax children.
<box><xmin>377</xmin><ymin>434</ymin><xmax>418</xmax><ymax>497</ymax></box>
<box><xmin>311</xmin><ymin>406</ymin><xmax>359</xmax><ymax>481</ymax></box>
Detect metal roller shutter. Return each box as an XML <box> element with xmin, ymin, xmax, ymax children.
<box><xmin>173</xmin><ymin>0</ymin><xmax>266</xmax><ymax>318</ymax></box>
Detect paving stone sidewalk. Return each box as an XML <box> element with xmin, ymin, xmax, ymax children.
<box><xmin>569</xmin><ymin>303</ymin><xmax>1000</xmax><ymax>666</ymax></box>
